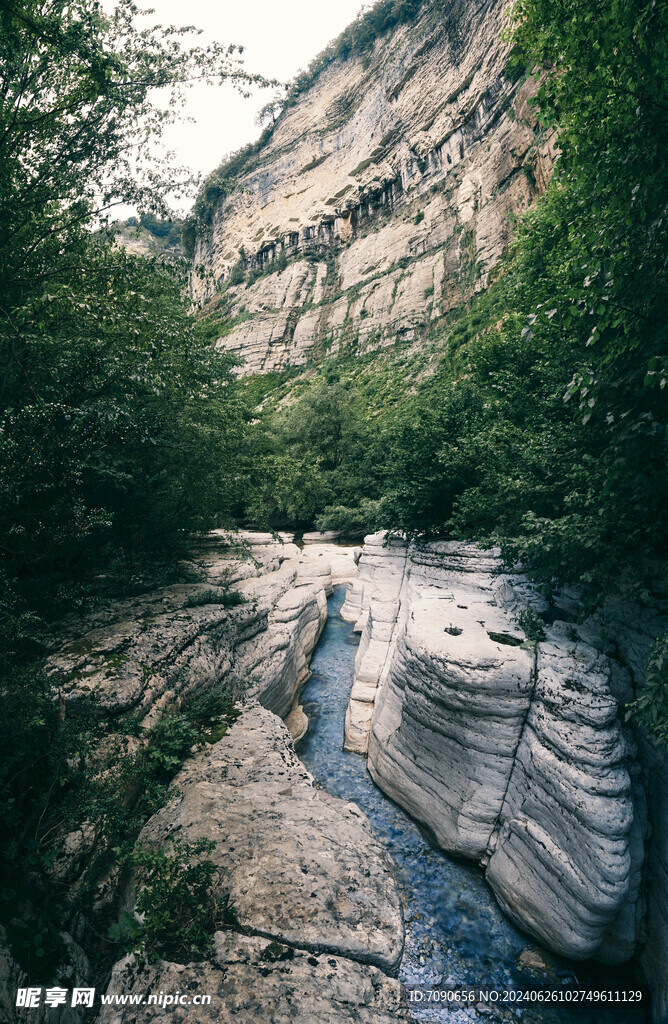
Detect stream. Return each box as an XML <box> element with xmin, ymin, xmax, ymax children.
<box><xmin>297</xmin><ymin>586</ymin><xmax>647</xmax><ymax>1024</ymax></box>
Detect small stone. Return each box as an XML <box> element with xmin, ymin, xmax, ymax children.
<box><xmin>517</xmin><ymin>948</ymin><xmax>549</xmax><ymax>973</ymax></box>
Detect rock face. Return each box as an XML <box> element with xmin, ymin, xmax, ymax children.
<box><xmin>102</xmin><ymin>706</ymin><xmax>408</xmax><ymax>1024</ymax></box>
<box><xmin>484</xmin><ymin>633</ymin><xmax>635</xmax><ymax>960</ymax></box>
<box><xmin>344</xmin><ymin>533</ymin><xmax>647</xmax><ymax>970</ymax></box>
<box><xmin>100</xmin><ymin>932</ymin><xmax>412</xmax><ymax>1024</ymax></box>
<box><xmin>341</xmin><ymin>532</ymin><xmax>408</xmax><ymax>754</ymax></box>
<box><xmin>190</xmin><ymin>0</ymin><xmax>553</xmax><ymax>375</ymax></box>
<box><xmin>133</xmin><ymin>706</ymin><xmax>404</xmax><ymax>972</ymax></box>
<box><xmin>46</xmin><ymin>531</ymin><xmax>357</xmax><ymax>735</ymax></box>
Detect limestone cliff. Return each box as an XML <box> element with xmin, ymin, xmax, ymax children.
<box><xmin>190</xmin><ymin>0</ymin><xmax>552</xmax><ymax>375</ymax></box>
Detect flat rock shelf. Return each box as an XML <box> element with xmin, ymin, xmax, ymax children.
<box><xmin>296</xmin><ymin>587</ymin><xmax>648</xmax><ymax>1024</ymax></box>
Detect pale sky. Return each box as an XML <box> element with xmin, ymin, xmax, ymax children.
<box><xmin>133</xmin><ymin>0</ymin><xmax>366</xmax><ymax>209</ymax></box>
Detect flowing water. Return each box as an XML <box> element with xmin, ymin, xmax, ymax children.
<box><xmin>297</xmin><ymin>586</ymin><xmax>647</xmax><ymax>1024</ymax></box>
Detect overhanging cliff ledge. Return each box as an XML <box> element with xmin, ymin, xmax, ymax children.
<box><xmin>189</xmin><ymin>0</ymin><xmax>553</xmax><ymax>375</ymax></box>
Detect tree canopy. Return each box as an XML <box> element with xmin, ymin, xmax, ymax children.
<box><xmin>0</xmin><ymin>0</ymin><xmax>260</xmax><ymax>638</ymax></box>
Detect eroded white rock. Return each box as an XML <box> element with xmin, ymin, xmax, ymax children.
<box><xmin>46</xmin><ymin>532</ymin><xmax>357</xmax><ymax>732</ymax></box>
<box><xmin>344</xmin><ymin>533</ymin><xmax>646</xmax><ymax>965</ymax></box>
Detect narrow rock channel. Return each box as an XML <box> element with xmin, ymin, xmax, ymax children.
<box><xmin>297</xmin><ymin>587</ymin><xmax>648</xmax><ymax>1024</ymax></box>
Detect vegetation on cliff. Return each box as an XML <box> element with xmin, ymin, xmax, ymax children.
<box><xmin>248</xmin><ymin>0</ymin><xmax>668</xmax><ymax>609</ymax></box>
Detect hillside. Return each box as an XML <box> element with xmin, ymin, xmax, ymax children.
<box><xmin>113</xmin><ymin>216</ymin><xmax>183</xmax><ymax>257</ymax></box>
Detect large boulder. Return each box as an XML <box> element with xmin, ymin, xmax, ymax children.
<box><xmin>369</xmin><ymin>593</ymin><xmax>534</xmax><ymax>858</ymax></box>
<box><xmin>100</xmin><ymin>706</ymin><xmax>407</xmax><ymax>1023</ymax></box>
<box><xmin>131</xmin><ymin>705</ymin><xmax>404</xmax><ymax>973</ymax></box>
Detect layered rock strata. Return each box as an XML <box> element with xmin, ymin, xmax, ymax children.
<box><xmin>341</xmin><ymin>532</ymin><xmax>408</xmax><ymax>753</ymax></box>
<box><xmin>46</xmin><ymin>531</ymin><xmax>357</xmax><ymax>734</ymax></box>
<box><xmin>343</xmin><ymin>533</ymin><xmax>647</xmax><ymax>970</ymax></box>
<box><xmin>191</xmin><ymin>0</ymin><xmax>554</xmax><ymax>374</ymax></box>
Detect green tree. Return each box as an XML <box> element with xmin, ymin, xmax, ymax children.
<box><xmin>248</xmin><ymin>381</ymin><xmax>382</xmax><ymax>529</ymax></box>
<box><xmin>0</xmin><ymin>0</ymin><xmax>262</xmax><ymax>604</ymax></box>
<box><xmin>0</xmin><ymin>4</ymin><xmax>261</xmax><ymax>975</ymax></box>
<box><xmin>1</xmin><ymin>249</ymin><xmax>247</xmax><ymax>575</ymax></box>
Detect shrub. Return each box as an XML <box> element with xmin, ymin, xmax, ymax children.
<box><xmin>110</xmin><ymin>838</ymin><xmax>232</xmax><ymax>963</ymax></box>
<box><xmin>515</xmin><ymin>608</ymin><xmax>547</xmax><ymax>644</ymax></box>
<box><xmin>227</xmin><ymin>259</ymin><xmax>246</xmax><ymax>287</ymax></box>
<box><xmin>627</xmin><ymin>634</ymin><xmax>668</xmax><ymax>749</ymax></box>
<box><xmin>316</xmin><ymin>498</ymin><xmax>384</xmax><ymax>537</ymax></box>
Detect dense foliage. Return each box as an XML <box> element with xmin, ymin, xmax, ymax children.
<box><xmin>627</xmin><ymin>635</ymin><xmax>668</xmax><ymax>748</ymax></box>
<box><xmin>0</xmin><ymin>0</ymin><xmax>254</xmax><ymax>985</ymax></box>
<box><xmin>249</xmin><ymin>0</ymin><xmax>668</xmax><ymax>602</ymax></box>
<box><xmin>2</xmin><ymin>250</ymin><xmax>245</xmax><ymax>575</ymax></box>
<box><xmin>0</xmin><ymin>0</ymin><xmax>258</xmax><ymax>646</ymax></box>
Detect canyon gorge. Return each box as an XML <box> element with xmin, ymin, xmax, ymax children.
<box><xmin>2</xmin><ymin>1</ymin><xmax>666</xmax><ymax>1023</ymax></box>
